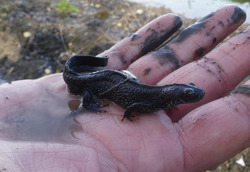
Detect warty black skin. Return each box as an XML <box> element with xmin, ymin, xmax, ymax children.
<box><xmin>63</xmin><ymin>55</ymin><xmax>205</xmax><ymax>121</ymax></box>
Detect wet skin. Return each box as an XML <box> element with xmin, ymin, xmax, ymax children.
<box><xmin>63</xmin><ymin>55</ymin><xmax>205</xmax><ymax>121</ymax></box>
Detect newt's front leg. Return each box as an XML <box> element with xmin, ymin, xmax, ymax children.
<box><xmin>122</xmin><ymin>102</ymin><xmax>153</xmax><ymax>122</ymax></box>
<box><xmin>67</xmin><ymin>90</ymin><xmax>108</xmax><ymax>118</ymax></box>
<box><xmin>81</xmin><ymin>90</ymin><xmax>108</xmax><ymax>113</ymax></box>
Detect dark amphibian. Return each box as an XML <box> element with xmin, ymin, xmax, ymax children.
<box><xmin>63</xmin><ymin>55</ymin><xmax>205</xmax><ymax>122</ymax></box>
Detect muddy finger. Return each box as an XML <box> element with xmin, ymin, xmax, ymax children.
<box><xmin>128</xmin><ymin>5</ymin><xmax>246</xmax><ymax>84</ymax></box>
<box><xmin>98</xmin><ymin>14</ymin><xmax>182</xmax><ymax>70</ymax></box>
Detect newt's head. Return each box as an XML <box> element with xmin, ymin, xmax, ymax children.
<box><xmin>162</xmin><ymin>83</ymin><xmax>205</xmax><ymax>106</ymax></box>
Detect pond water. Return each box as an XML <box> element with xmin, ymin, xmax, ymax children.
<box><xmin>131</xmin><ymin>0</ymin><xmax>250</xmax><ymax>23</ymax></box>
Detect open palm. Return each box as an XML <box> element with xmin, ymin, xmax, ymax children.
<box><xmin>0</xmin><ymin>5</ymin><xmax>249</xmax><ymax>172</ymax></box>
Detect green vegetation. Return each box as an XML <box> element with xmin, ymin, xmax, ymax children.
<box><xmin>0</xmin><ymin>4</ymin><xmax>8</xmax><ymax>13</ymax></box>
<box><xmin>231</xmin><ymin>0</ymin><xmax>250</xmax><ymax>3</ymax></box>
<box><xmin>56</xmin><ymin>0</ymin><xmax>79</xmax><ymax>13</ymax></box>
<box><xmin>45</xmin><ymin>1</ymin><xmax>51</xmax><ymax>6</ymax></box>
<box><xmin>95</xmin><ymin>9</ymin><xmax>110</xmax><ymax>20</ymax></box>
<box><xmin>0</xmin><ymin>5</ymin><xmax>9</xmax><ymax>18</ymax></box>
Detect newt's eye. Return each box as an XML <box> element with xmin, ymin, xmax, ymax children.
<box><xmin>184</xmin><ymin>88</ymin><xmax>194</xmax><ymax>95</ymax></box>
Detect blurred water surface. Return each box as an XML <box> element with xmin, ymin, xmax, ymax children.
<box><xmin>131</xmin><ymin>0</ymin><xmax>250</xmax><ymax>23</ymax></box>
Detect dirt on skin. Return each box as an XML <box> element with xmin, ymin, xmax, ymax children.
<box><xmin>0</xmin><ymin>0</ymin><xmax>249</xmax><ymax>171</ymax></box>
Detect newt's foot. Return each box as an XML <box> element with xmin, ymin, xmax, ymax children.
<box><xmin>166</xmin><ymin>106</ymin><xmax>181</xmax><ymax>114</ymax></box>
<box><xmin>99</xmin><ymin>100</ymin><xmax>110</xmax><ymax>108</ymax></box>
<box><xmin>97</xmin><ymin>109</ymin><xmax>108</xmax><ymax>114</ymax></box>
<box><xmin>82</xmin><ymin>101</ymin><xmax>110</xmax><ymax>114</ymax></box>
<box><xmin>66</xmin><ymin>103</ymin><xmax>108</xmax><ymax>119</ymax></box>
<box><xmin>121</xmin><ymin>114</ymin><xmax>136</xmax><ymax>122</ymax></box>
<box><xmin>66</xmin><ymin>108</ymin><xmax>83</xmax><ymax>118</ymax></box>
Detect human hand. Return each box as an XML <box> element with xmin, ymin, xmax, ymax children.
<box><xmin>0</xmin><ymin>5</ymin><xmax>249</xmax><ymax>171</ymax></box>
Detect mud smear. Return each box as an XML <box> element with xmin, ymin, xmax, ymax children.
<box><xmin>194</xmin><ymin>47</ymin><xmax>206</xmax><ymax>60</ymax></box>
<box><xmin>141</xmin><ymin>16</ymin><xmax>182</xmax><ymax>56</ymax></box>
<box><xmin>0</xmin><ymin>88</ymin><xmax>82</xmax><ymax>143</ymax></box>
<box><xmin>170</xmin><ymin>22</ymin><xmax>205</xmax><ymax>44</ymax></box>
<box><xmin>153</xmin><ymin>46</ymin><xmax>180</xmax><ymax>68</ymax></box>
<box><xmin>231</xmin><ymin>6</ymin><xmax>246</xmax><ymax>24</ymax></box>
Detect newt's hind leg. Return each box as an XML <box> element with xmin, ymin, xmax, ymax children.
<box><xmin>121</xmin><ymin>102</ymin><xmax>152</xmax><ymax>122</ymax></box>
